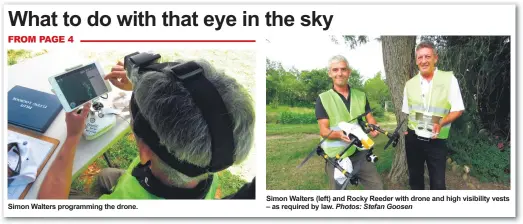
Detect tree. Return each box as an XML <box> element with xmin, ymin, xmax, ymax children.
<box><xmin>381</xmin><ymin>36</ymin><xmax>417</xmax><ymax>184</ymax></box>
<box><xmin>364</xmin><ymin>72</ymin><xmax>391</xmax><ymax>106</ymax></box>
<box><xmin>348</xmin><ymin>69</ymin><xmax>364</xmax><ymax>89</ymax></box>
<box><xmin>364</xmin><ymin>72</ymin><xmax>391</xmax><ymax>117</ymax></box>
<box><xmin>331</xmin><ymin>35</ymin><xmax>369</xmax><ymax>49</ymax></box>
<box><xmin>300</xmin><ymin>68</ymin><xmax>331</xmax><ymax>103</ymax></box>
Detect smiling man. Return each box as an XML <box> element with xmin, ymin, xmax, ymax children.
<box><xmin>315</xmin><ymin>55</ymin><xmax>383</xmax><ymax>190</ymax></box>
<box><xmin>402</xmin><ymin>42</ymin><xmax>465</xmax><ymax>190</ymax></box>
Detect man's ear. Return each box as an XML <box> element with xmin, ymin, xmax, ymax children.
<box><xmin>137</xmin><ymin>138</ymin><xmax>153</xmax><ymax>165</ymax></box>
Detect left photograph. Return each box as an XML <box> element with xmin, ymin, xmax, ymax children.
<box><xmin>6</xmin><ymin>49</ymin><xmax>256</xmax><ymax>200</ymax></box>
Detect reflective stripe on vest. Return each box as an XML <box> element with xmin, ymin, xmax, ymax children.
<box><xmin>99</xmin><ymin>157</ymin><xmax>219</xmax><ymax>199</ymax></box>
<box><xmin>406</xmin><ymin>70</ymin><xmax>453</xmax><ymax>139</ymax></box>
<box><xmin>319</xmin><ymin>88</ymin><xmax>366</xmax><ymax>158</ymax></box>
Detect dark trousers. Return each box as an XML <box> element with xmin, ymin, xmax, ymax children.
<box><xmin>69</xmin><ymin>168</ymin><xmax>124</xmax><ymax>199</ymax></box>
<box><xmin>405</xmin><ymin>130</ymin><xmax>448</xmax><ymax>190</ymax></box>
<box><xmin>325</xmin><ymin>150</ymin><xmax>383</xmax><ymax>190</ymax></box>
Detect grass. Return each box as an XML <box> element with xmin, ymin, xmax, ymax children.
<box><xmin>265</xmin><ymin>105</ymin><xmax>398</xmax><ymax>190</ymax></box>
<box><xmin>375</xmin><ymin>111</ymin><xmax>396</xmax><ymax>124</ymax></box>
<box><xmin>265</xmin><ymin>121</ymin><xmax>397</xmax><ymax>190</ymax></box>
<box><xmin>71</xmin><ymin>132</ymin><xmax>247</xmax><ymax>198</ymax></box>
<box><xmin>216</xmin><ymin>170</ymin><xmax>248</xmax><ymax>198</ymax></box>
<box><xmin>266</xmin><ymin>106</ymin><xmax>315</xmax><ymax>124</ymax></box>
<box><xmin>267</xmin><ymin>123</ymin><xmax>318</xmax><ymax>135</ymax></box>
<box><xmin>7</xmin><ymin>49</ymin><xmax>48</xmax><ymax>65</ymax></box>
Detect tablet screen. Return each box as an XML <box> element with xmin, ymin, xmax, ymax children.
<box><xmin>55</xmin><ymin>63</ymin><xmax>108</xmax><ymax>109</ymax></box>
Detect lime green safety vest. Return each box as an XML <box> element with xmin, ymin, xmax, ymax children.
<box><xmin>405</xmin><ymin>70</ymin><xmax>453</xmax><ymax>139</ymax></box>
<box><xmin>318</xmin><ymin>88</ymin><xmax>366</xmax><ymax>159</ymax></box>
<box><xmin>99</xmin><ymin>157</ymin><xmax>219</xmax><ymax>199</ymax></box>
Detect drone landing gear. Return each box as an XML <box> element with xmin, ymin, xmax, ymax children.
<box><xmin>298</xmin><ymin>135</ymin><xmax>362</xmax><ymax>190</ymax></box>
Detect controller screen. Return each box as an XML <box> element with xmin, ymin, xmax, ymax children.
<box><xmin>55</xmin><ymin>63</ymin><xmax>108</xmax><ymax>109</ymax></box>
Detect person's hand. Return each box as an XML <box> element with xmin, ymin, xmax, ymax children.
<box><xmin>369</xmin><ymin>124</ymin><xmax>380</xmax><ymax>138</ymax></box>
<box><xmin>339</xmin><ymin>131</ymin><xmax>352</xmax><ymax>143</ymax></box>
<box><xmin>432</xmin><ymin>123</ymin><xmax>441</xmax><ymax>139</ymax></box>
<box><xmin>370</xmin><ymin>130</ymin><xmax>379</xmax><ymax>138</ymax></box>
<box><xmin>66</xmin><ymin>102</ymin><xmax>91</xmax><ymax>139</ymax></box>
<box><xmin>104</xmin><ymin>61</ymin><xmax>133</xmax><ymax>91</ymax></box>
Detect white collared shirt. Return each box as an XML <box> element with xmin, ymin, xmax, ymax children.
<box><xmin>402</xmin><ymin>68</ymin><xmax>465</xmax><ymax>114</ymax></box>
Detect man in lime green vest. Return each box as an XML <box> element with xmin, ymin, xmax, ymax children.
<box><xmin>38</xmin><ymin>56</ymin><xmax>255</xmax><ymax>199</ymax></box>
<box><xmin>402</xmin><ymin>42</ymin><xmax>464</xmax><ymax>190</ymax></box>
<box><xmin>315</xmin><ymin>55</ymin><xmax>383</xmax><ymax>190</ymax></box>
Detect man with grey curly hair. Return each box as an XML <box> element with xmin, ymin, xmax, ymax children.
<box><xmin>38</xmin><ymin>53</ymin><xmax>256</xmax><ymax>200</ymax></box>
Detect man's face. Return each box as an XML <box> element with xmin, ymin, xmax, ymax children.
<box><xmin>328</xmin><ymin>61</ymin><xmax>351</xmax><ymax>87</ymax></box>
<box><xmin>416</xmin><ymin>47</ymin><xmax>438</xmax><ymax>76</ymax></box>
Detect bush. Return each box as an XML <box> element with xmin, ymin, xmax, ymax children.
<box><xmin>369</xmin><ymin>101</ymin><xmax>384</xmax><ymax>118</ymax></box>
<box><xmin>279</xmin><ymin>111</ymin><xmax>317</xmax><ymax>124</ymax></box>
<box><xmin>447</xmin><ymin>134</ymin><xmax>510</xmax><ymax>184</ymax></box>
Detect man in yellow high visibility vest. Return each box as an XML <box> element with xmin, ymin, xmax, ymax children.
<box><xmin>315</xmin><ymin>55</ymin><xmax>383</xmax><ymax>190</ymax></box>
<box><xmin>37</xmin><ymin>57</ymin><xmax>256</xmax><ymax>199</ymax></box>
<box><xmin>402</xmin><ymin>42</ymin><xmax>465</xmax><ymax>190</ymax></box>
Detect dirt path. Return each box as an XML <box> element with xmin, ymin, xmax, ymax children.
<box><xmin>266</xmin><ymin>134</ymin><xmax>318</xmax><ymax>140</ymax></box>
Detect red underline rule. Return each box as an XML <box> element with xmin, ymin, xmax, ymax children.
<box><xmin>80</xmin><ymin>40</ymin><xmax>256</xmax><ymax>43</ymax></box>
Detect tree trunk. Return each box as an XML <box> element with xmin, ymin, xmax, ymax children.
<box><xmin>381</xmin><ymin>36</ymin><xmax>416</xmax><ymax>185</ymax></box>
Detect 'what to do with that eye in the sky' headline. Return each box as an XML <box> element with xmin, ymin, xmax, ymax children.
<box><xmin>8</xmin><ymin>10</ymin><xmax>335</xmax><ymax>31</ymax></box>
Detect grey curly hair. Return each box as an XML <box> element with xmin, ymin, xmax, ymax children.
<box><xmin>129</xmin><ymin>59</ymin><xmax>255</xmax><ymax>187</ymax></box>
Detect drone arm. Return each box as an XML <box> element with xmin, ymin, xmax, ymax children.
<box><xmin>317</xmin><ymin>150</ymin><xmax>353</xmax><ymax>179</ymax></box>
<box><xmin>335</xmin><ymin>138</ymin><xmax>356</xmax><ymax>160</ymax></box>
<box><xmin>367</xmin><ymin>123</ymin><xmax>394</xmax><ymax>138</ymax></box>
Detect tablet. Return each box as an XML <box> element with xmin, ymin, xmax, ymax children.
<box><xmin>48</xmin><ymin>61</ymin><xmax>112</xmax><ymax>112</ymax></box>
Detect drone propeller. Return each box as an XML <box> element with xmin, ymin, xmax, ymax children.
<box><xmin>296</xmin><ymin>130</ymin><xmax>334</xmax><ymax>169</ymax></box>
<box><xmin>347</xmin><ymin>111</ymin><xmax>370</xmax><ymax>124</ymax></box>
<box><xmin>296</xmin><ymin>146</ymin><xmax>320</xmax><ymax>169</ymax></box>
<box><xmin>384</xmin><ymin>119</ymin><xmax>406</xmax><ymax>150</ymax></box>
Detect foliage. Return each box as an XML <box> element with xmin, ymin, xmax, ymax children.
<box><xmin>217</xmin><ymin>170</ymin><xmax>248</xmax><ymax>198</ymax></box>
<box><xmin>364</xmin><ymin>72</ymin><xmax>391</xmax><ymax>106</ymax></box>
<box><xmin>368</xmin><ymin>100</ymin><xmax>384</xmax><ymax>117</ymax></box>
<box><xmin>266</xmin><ymin>58</ymin><xmax>366</xmax><ymax>108</ymax></box>
<box><xmin>331</xmin><ymin>35</ymin><xmax>369</xmax><ymax>49</ymax></box>
<box><xmin>279</xmin><ymin>111</ymin><xmax>317</xmax><ymax>124</ymax></box>
<box><xmin>7</xmin><ymin>49</ymin><xmax>48</xmax><ymax>65</ymax></box>
<box><xmin>266</xmin><ymin>106</ymin><xmax>314</xmax><ymax>124</ymax></box>
<box><xmin>447</xmin><ymin>132</ymin><xmax>510</xmax><ymax>184</ymax></box>
<box><xmin>364</xmin><ymin>72</ymin><xmax>391</xmax><ymax>117</ymax></box>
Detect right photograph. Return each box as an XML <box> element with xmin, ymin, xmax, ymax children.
<box><xmin>265</xmin><ymin>35</ymin><xmax>511</xmax><ymax>190</ymax></box>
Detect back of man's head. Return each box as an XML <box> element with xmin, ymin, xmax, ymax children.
<box><xmin>129</xmin><ymin>59</ymin><xmax>255</xmax><ymax>186</ymax></box>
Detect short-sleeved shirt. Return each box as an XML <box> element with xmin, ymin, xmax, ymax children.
<box><xmin>402</xmin><ymin>69</ymin><xmax>465</xmax><ymax>114</ymax></box>
<box><xmin>315</xmin><ymin>86</ymin><xmax>372</xmax><ymax>120</ymax></box>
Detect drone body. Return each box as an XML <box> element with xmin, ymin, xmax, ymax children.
<box><xmin>338</xmin><ymin>121</ymin><xmax>375</xmax><ymax>150</ymax></box>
